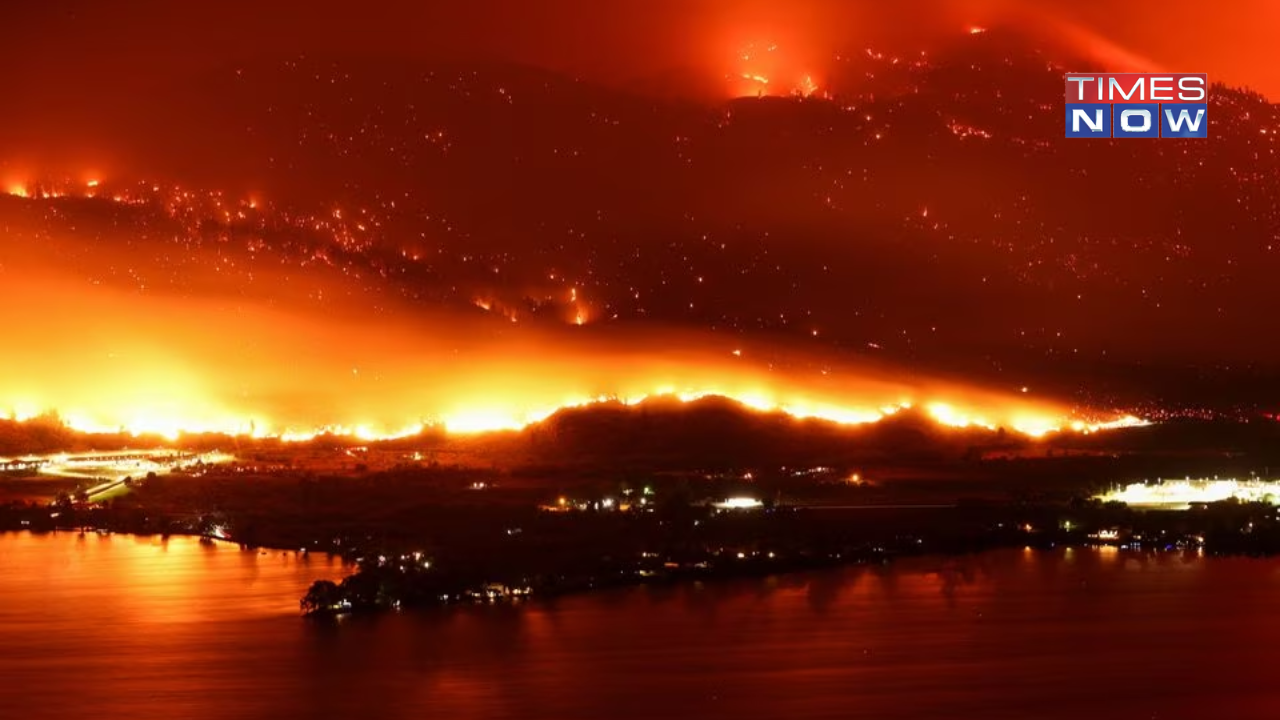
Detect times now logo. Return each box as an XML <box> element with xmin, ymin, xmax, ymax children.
<box><xmin>1065</xmin><ymin>73</ymin><xmax>1208</xmax><ymax>138</ymax></box>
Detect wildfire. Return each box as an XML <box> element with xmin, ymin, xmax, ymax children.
<box><xmin>16</xmin><ymin>388</ymin><xmax>1147</xmax><ymax>443</ymax></box>
<box><xmin>796</xmin><ymin>75</ymin><xmax>819</xmax><ymax>98</ymax></box>
<box><xmin>0</xmin><ymin>170</ymin><xmax>1149</xmax><ymax>448</ymax></box>
<box><xmin>568</xmin><ymin>286</ymin><xmax>591</xmax><ymax>325</ymax></box>
<box><xmin>0</xmin><ymin>176</ymin><xmax>379</xmax><ymax>256</ymax></box>
<box><xmin>473</xmin><ymin>297</ymin><xmax>521</xmax><ymax>323</ymax></box>
<box><xmin>732</xmin><ymin>42</ymin><xmax>822</xmax><ymax>99</ymax></box>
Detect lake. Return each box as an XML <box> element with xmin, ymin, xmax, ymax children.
<box><xmin>2</xmin><ymin>532</ymin><xmax>1278</xmax><ymax>719</ymax></box>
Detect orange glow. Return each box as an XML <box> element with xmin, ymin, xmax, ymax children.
<box><xmin>0</xmin><ymin>283</ymin><xmax>1145</xmax><ymax>441</ymax></box>
<box><xmin>1100</xmin><ymin>479</ymin><xmax>1280</xmax><ymax>508</ymax></box>
<box><xmin>35</xmin><ymin>383</ymin><xmax>1143</xmax><ymax>441</ymax></box>
<box><xmin>0</xmin><ymin>267</ymin><xmax>1146</xmax><ymax>442</ymax></box>
<box><xmin>1036</xmin><ymin>14</ymin><xmax>1162</xmax><ymax>72</ymax></box>
<box><xmin>796</xmin><ymin>74</ymin><xmax>819</xmax><ymax>98</ymax></box>
<box><xmin>730</xmin><ymin>41</ymin><xmax>822</xmax><ymax>99</ymax></box>
<box><xmin>0</xmin><ymin>175</ymin><xmax>1147</xmax><ymax>444</ymax></box>
<box><xmin>568</xmin><ymin>287</ymin><xmax>591</xmax><ymax>325</ymax></box>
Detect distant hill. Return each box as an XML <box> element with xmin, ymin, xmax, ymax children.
<box><xmin>7</xmin><ymin>28</ymin><xmax>1280</xmax><ymax>409</ymax></box>
<box><xmin>517</xmin><ymin>395</ymin><xmax>1023</xmax><ymax>468</ymax></box>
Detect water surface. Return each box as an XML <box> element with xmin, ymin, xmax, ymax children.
<box><xmin>3</xmin><ymin>534</ymin><xmax>1278</xmax><ymax>719</ymax></box>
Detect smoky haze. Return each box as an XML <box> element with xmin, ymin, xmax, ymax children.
<box><xmin>0</xmin><ymin>202</ymin><xmax>1081</xmax><ymax>436</ymax></box>
<box><xmin>2</xmin><ymin>1</ymin><xmax>1273</xmax><ymax>175</ymax></box>
<box><xmin>0</xmin><ymin>1</ymin><xmax>1274</xmax><ymax>102</ymax></box>
<box><xmin>0</xmin><ymin>0</ymin><xmax>1275</xmax><ymax>436</ymax></box>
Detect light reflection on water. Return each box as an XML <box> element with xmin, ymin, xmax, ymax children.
<box><xmin>2</xmin><ymin>531</ymin><xmax>1280</xmax><ymax>719</ymax></box>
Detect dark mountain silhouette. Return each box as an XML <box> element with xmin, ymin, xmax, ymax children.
<box><xmin>520</xmin><ymin>395</ymin><xmax>1020</xmax><ymax>468</ymax></box>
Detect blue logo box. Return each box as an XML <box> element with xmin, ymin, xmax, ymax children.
<box><xmin>1065</xmin><ymin>103</ymin><xmax>1207</xmax><ymax>138</ymax></box>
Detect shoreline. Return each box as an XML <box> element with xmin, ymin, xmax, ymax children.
<box><xmin>0</xmin><ymin>521</ymin><xmax>1242</xmax><ymax>623</ymax></box>
<box><xmin>8</xmin><ymin>493</ymin><xmax>1280</xmax><ymax>621</ymax></box>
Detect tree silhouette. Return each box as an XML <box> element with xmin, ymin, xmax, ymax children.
<box><xmin>300</xmin><ymin>579</ymin><xmax>344</xmax><ymax>615</ymax></box>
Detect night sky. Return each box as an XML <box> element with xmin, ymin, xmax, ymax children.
<box><xmin>0</xmin><ymin>0</ymin><xmax>1275</xmax><ymax>437</ymax></box>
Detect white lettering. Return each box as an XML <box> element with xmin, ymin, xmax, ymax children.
<box><xmin>1177</xmin><ymin>76</ymin><xmax>1207</xmax><ymax>101</ymax></box>
<box><xmin>1108</xmin><ymin>77</ymin><xmax>1143</xmax><ymax>101</ymax></box>
<box><xmin>1121</xmin><ymin>109</ymin><xmax>1152</xmax><ymax>132</ymax></box>
<box><xmin>1066</xmin><ymin>76</ymin><xmax>1093</xmax><ymax>101</ymax></box>
<box><xmin>1149</xmin><ymin>77</ymin><xmax>1174</xmax><ymax>100</ymax></box>
<box><xmin>1072</xmin><ymin>108</ymin><xmax>1104</xmax><ymax>133</ymax></box>
<box><xmin>1164</xmin><ymin>107</ymin><xmax>1206</xmax><ymax>133</ymax></box>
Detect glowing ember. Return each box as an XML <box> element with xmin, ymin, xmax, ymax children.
<box><xmin>0</xmin><ymin>173</ymin><xmax>1149</xmax><ymax>445</ymax></box>
<box><xmin>732</xmin><ymin>42</ymin><xmax>821</xmax><ymax>98</ymax></box>
<box><xmin>796</xmin><ymin>75</ymin><xmax>819</xmax><ymax>98</ymax></box>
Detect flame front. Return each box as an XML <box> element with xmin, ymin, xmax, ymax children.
<box><xmin>731</xmin><ymin>42</ymin><xmax>822</xmax><ymax>98</ymax></box>
<box><xmin>0</xmin><ymin>176</ymin><xmax>1145</xmax><ymax>443</ymax></box>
